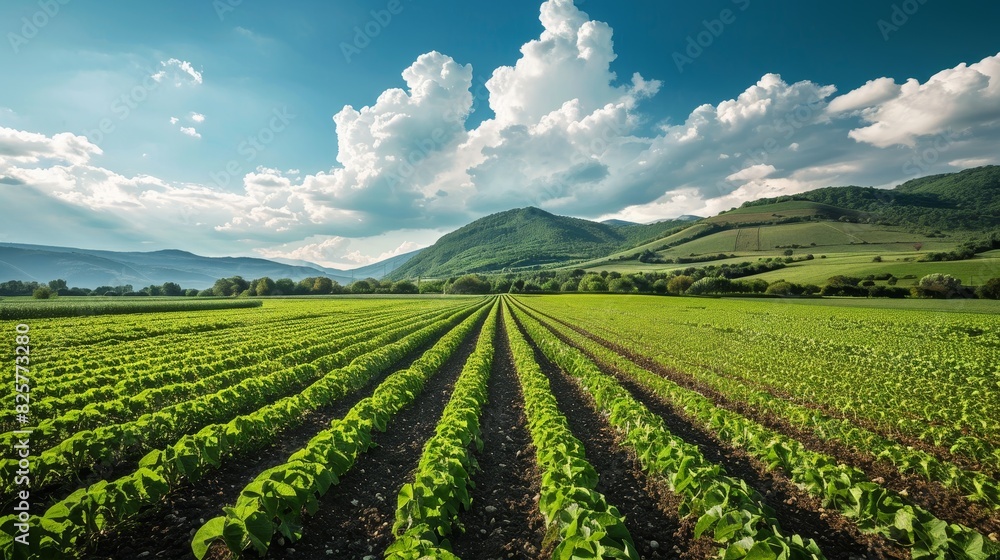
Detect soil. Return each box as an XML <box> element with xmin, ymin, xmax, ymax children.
<box><xmin>450</xmin><ymin>308</ymin><xmax>548</xmax><ymax>559</ymax></box>
<box><xmin>82</xmin><ymin>322</ymin><xmax>470</xmax><ymax>560</ymax></box>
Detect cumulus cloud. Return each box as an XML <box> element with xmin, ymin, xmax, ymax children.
<box><xmin>4</xmin><ymin>2</ymin><xmax>1000</xmax><ymax>263</ymax></box>
<box><xmin>151</xmin><ymin>58</ymin><xmax>203</xmax><ymax>86</ymax></box>
<box><xmin>848</xmin><ymin>53</ymin><xmax>1000</xmax><ymax>147</ymax></box>
<box><xmin>0</xmin><ymin>127</ymin><xmax>102</xmax><ymax>166</ymax></box>
<box><xmin>827</xmin><ymin>77</ymin><xmax>901</xmax><ymax>114</ymax></box>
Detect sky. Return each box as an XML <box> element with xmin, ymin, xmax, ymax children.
<box><xmin>1</xmin><ymin>0</ymin><xmax>999</xmax><ymax>269</ymax></box>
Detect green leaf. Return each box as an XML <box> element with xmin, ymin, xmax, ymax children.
<box><xmin>191</xmin><ymin>517</ymin><xmax>226</xmax><ymax>560</ymax></box>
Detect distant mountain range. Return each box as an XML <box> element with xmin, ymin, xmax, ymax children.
<box><xmin>0</xmin><ymin>243</ymin><xmax>421</xmax><ymax>289</ymax></box>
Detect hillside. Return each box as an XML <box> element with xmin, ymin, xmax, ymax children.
<box><xmin>741</xmin><ymin>165</ymin><xmax>1000</xmax><ymax>230</ymax></box>
<box><xmin>387</xmin><ymin>207</ymin><xmax>630</xmax><ymax>278</ymax></box>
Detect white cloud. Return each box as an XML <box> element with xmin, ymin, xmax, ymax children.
<box><xmin>190</xmin><ymin>112</ymin><xmax>205</xmax><ymax>123</ymax></box>
<box><xmin>0</xmin><ymin>127</ymin><xmax>101</xmax><ymax>166</ymax></box>
<box><xmin>848</xmin><ymin>53</ymin><xmax>1000</xmax><ymax>147</ymax></box>
<box><xmin>3</xmin><ymin>3</ymin><xmax>1000</xmax><ymax>263</ymax></box>
<box><xmin>151</xmin><ymin>58</ymin><xmax>203</xmax><ymax>86</ymax></box>
<box><xmin>827</xmin><ymin>77</ymin><xmax>900</xmax><ymax>114</ymax></box>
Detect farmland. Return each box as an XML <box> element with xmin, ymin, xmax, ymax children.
<box><xmin>1</xmin><ymin>296</ymin><xmax>998</xmax><ymax>560</ymax></box>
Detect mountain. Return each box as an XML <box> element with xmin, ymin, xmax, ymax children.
<box><xmin>387</xmin><ymin>207</ymin><xmax>628</xmax><ymax>279</ymax></box>
<box><xmin>346</xmin><ymin>249</ymin><xmax>423</xmax><ymax>279</ymax></box>
<box><xmin>267</xmin><ymin>249</ymin><xmax>422</xmax><ymax>280</ymax></box>
<box><xmin>601</xmin><ymin>219</ymin><xmax>638</xmax><ymax>227</ymax></box>
<box><xmin>0</xmin><ymin>243</ymin><xmax>355</xmax><ymax>289</ymax></box>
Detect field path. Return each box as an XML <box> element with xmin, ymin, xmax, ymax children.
<box><xmin>450</xmin><ymin>311</ymin><xmax>547</xmax><ymax>559</ymax></box>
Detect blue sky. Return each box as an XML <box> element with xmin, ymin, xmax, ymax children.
<box><xmin>1</xmin><ymin>0</ymin><xmax>999</xmax><ymax>268</ymax></box>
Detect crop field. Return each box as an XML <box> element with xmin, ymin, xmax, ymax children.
<box><xmin>1</xmin><ymin>295</ymin><xmax>999</xmax><ymax>560</ymax></box>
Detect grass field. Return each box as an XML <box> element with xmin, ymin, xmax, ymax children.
<box><xmin>2</xmin><ymin>295</ymin><xmax>998</xmax><ymax>559</ymax></box>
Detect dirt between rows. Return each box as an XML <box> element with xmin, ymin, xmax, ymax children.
<box><xmin>82</xmin><ymin>320</ymin><xmax>473</xmax><ymax>560</ymax></box>
<box><xmin>509</xmin><ymin>312</ymin><xmax>719</xmax><ymax>560</ymax></box>
<box><xmin>258</xmin><ymin>316</ymin><xmax>488</xmax><ymax>560</ymax></box>
<box><xmin>525</xmin><ymin>304</ymin><xmax>1000</xmax><ymax>537</ymax></box>
<box><xmin>450</xmin><ymin>309</ymin><xmax>548</xmax><ymax>559</ymax></box>
<box><xmin>514</xmin><ymin>304</ymin><xmax>911</xmax><ymax>560</ymax></box>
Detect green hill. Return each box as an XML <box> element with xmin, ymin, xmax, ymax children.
<box><xmin>387</xmin><ymin>207</ymin><xmax>629</xmax><ymax>278</ymax></box>
<box><xmin>742</xmin><ymin>165</ymin><xmax>1000</xmax><ymax>230</ymax></box>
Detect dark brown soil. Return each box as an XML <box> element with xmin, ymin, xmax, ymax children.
<box><xmin>82</xmin><ymin>325</ymin><xmax>460</xmax><ymax>560</ymax></box>
<box><xmin>522</xmin><ymin>303</ymin><xmax>1000</xmax><ymax>536</ymax></box>
<box><xmin>510</xmin><ymin>313</ymin><xmax>719</xmax><ymax>560</ymax></box>
<box><xmin>450</xmin><ymin>308</ymin><xmax>547</xmax><ymax>559</ymax></box>
<box><xmin>260</xmin><ymin>315</ymin><xmax>487</xmax><ymax>560</ymax></box>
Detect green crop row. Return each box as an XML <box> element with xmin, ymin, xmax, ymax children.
<box><xmin>191</xmin><ymin>300</ymin><xmax>492</xmax><ymax>558</ymax></box>
<box><xmin>509</xmin><ymin>299</ymin><xmax>824</xmax><ymax>560</ymax></box>
<box><xmin>0</xmin><ymin>304</ymin><xmax>467</xmax><ymax>498</ymax></box>
<box><xmin>501</xmin><ymin>299</ymin><xmax>639</xmax><ymax>559</ymax></box>
<box><xmin>4</xmin><ymin>304</ymin><xmax>445</xmax><ymax>452</ymax></box>
<box><xmin>385</xmin><ymin>300</ymin><xmax>499</xmax><ymax>559</ymax></box>
<box><xmin>0</xmin><ymin>300</ymin><xmax>487</xmax><ymax>560</ymax></box>
<box><xmin>526</xmin><ymin>296</ymin><xmax>1000</xmax><ymax>472</ymax></box>
<box><xmin>0</xmin><ymin>298</ymin><xmax>263</xmax><ymax>320</ymax></box>
<box><xmin>526</xmin><ymin>304</ymin><xmax>1000</xmax><ymax>513</ymax></box>
<box><xmin>515</xmin><ymin>298</ymin><xmax>999</xmax><ymax>560</ymax></box>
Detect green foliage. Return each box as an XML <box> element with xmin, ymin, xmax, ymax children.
<box><xmin>978</xmin><ymin>278</ymin><xmax>1000</xmax><ymax>299</ymax></box>
<box><xmin>33</xmin><ymin>286</ymin><xmax>52</xmax><ymax>299</ymax></box>
<box><xmin>0</xmin><ymin>298</ymin><xmax>262</xmax><ymax>320</ymax></box>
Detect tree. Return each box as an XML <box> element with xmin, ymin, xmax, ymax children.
<box><xmin>666</xmin><ymin>275</ymin><xmax>694</xmax><ymax>295</ymax></box>
<box><xmin>33</xmin><ymin>286</ymin><xmax>53</xmax><ymax>299</ymax></box>
<box><xmin>48</xmin><ymin>279</ymin><xmax>68</xmax><ymax>292</ymax></box>
<box><xmin>448</xmin><ymin>275</ymin><xmax>492</xmax><ymax>295</ymax></box>
<box><xmin>560</xmin><ymin>279</ymin><xmax>579</xmax><ymax>292</ymax></box>
<box><xmin>161</xmin><ymin>282</ymin><xmax>183</xmax><ymax>296</ymax></box>
<box><xmin>977</xmin><ymin>278</ymin><xmax>1000</xmax><ymax>299</ymax></box>
<box><xmin>275</xmin><ymin>278</ymin><xmax>296</xmax><ymax>295</ymax></box>
<box><xmin>145</xmin><ymin>284</ymin><xmax>164</xmax><ymax>296</ymax></box>
<box><xmin>914</xmin><ymin>273</ymin><xmax>963</xmax><ymax>298</ymax></box>
<box><xmin>686</xmin><ymin>277</ymin><xmax>734</xmax><ymax>295</ymax></box>
<box><xmin>542</xmin><ymin>279</ymin><xmax>561</xmax><ymax>292</ymax></box>
<box><xmin>578</xmin><ymin>275</ymin><xmax>607</xmax><ymax>292</ymax></box>
<box><xmin>350</xmin><ymin>280</ymin><xmax>373</xmax><ymax>294</ymax></box>
<box><xmin>608</xmin><ymin>277</ymin><xmax>636</xmax><ymax>293</ymax></box>
<box><xmin>184</xmin><ymin>289</ymin><xmax>200</xmax><ymax>297</ymax></box>
<box><xmin>255</xmin><ymin>277</ymin><xmax>276</xmax><ymax>296</ymax></box>
<box><xmin>652</xmin><ymin>279</ymin><xmax>669</xmax><ymax>294</ymax></box>
<box><xmin>391</xmin><ymin>280</ymin><xmax>419</xmax><ymax>294</ymax></box>
<box><xmin>765</xmin><ymin>281</ymin><xmax>794</xmax><ymax>296</ymax></box>
<box><xmin>312</xmin><ymin>277</ymin><xmax>334</xmax><ymax>294</ymax></box>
